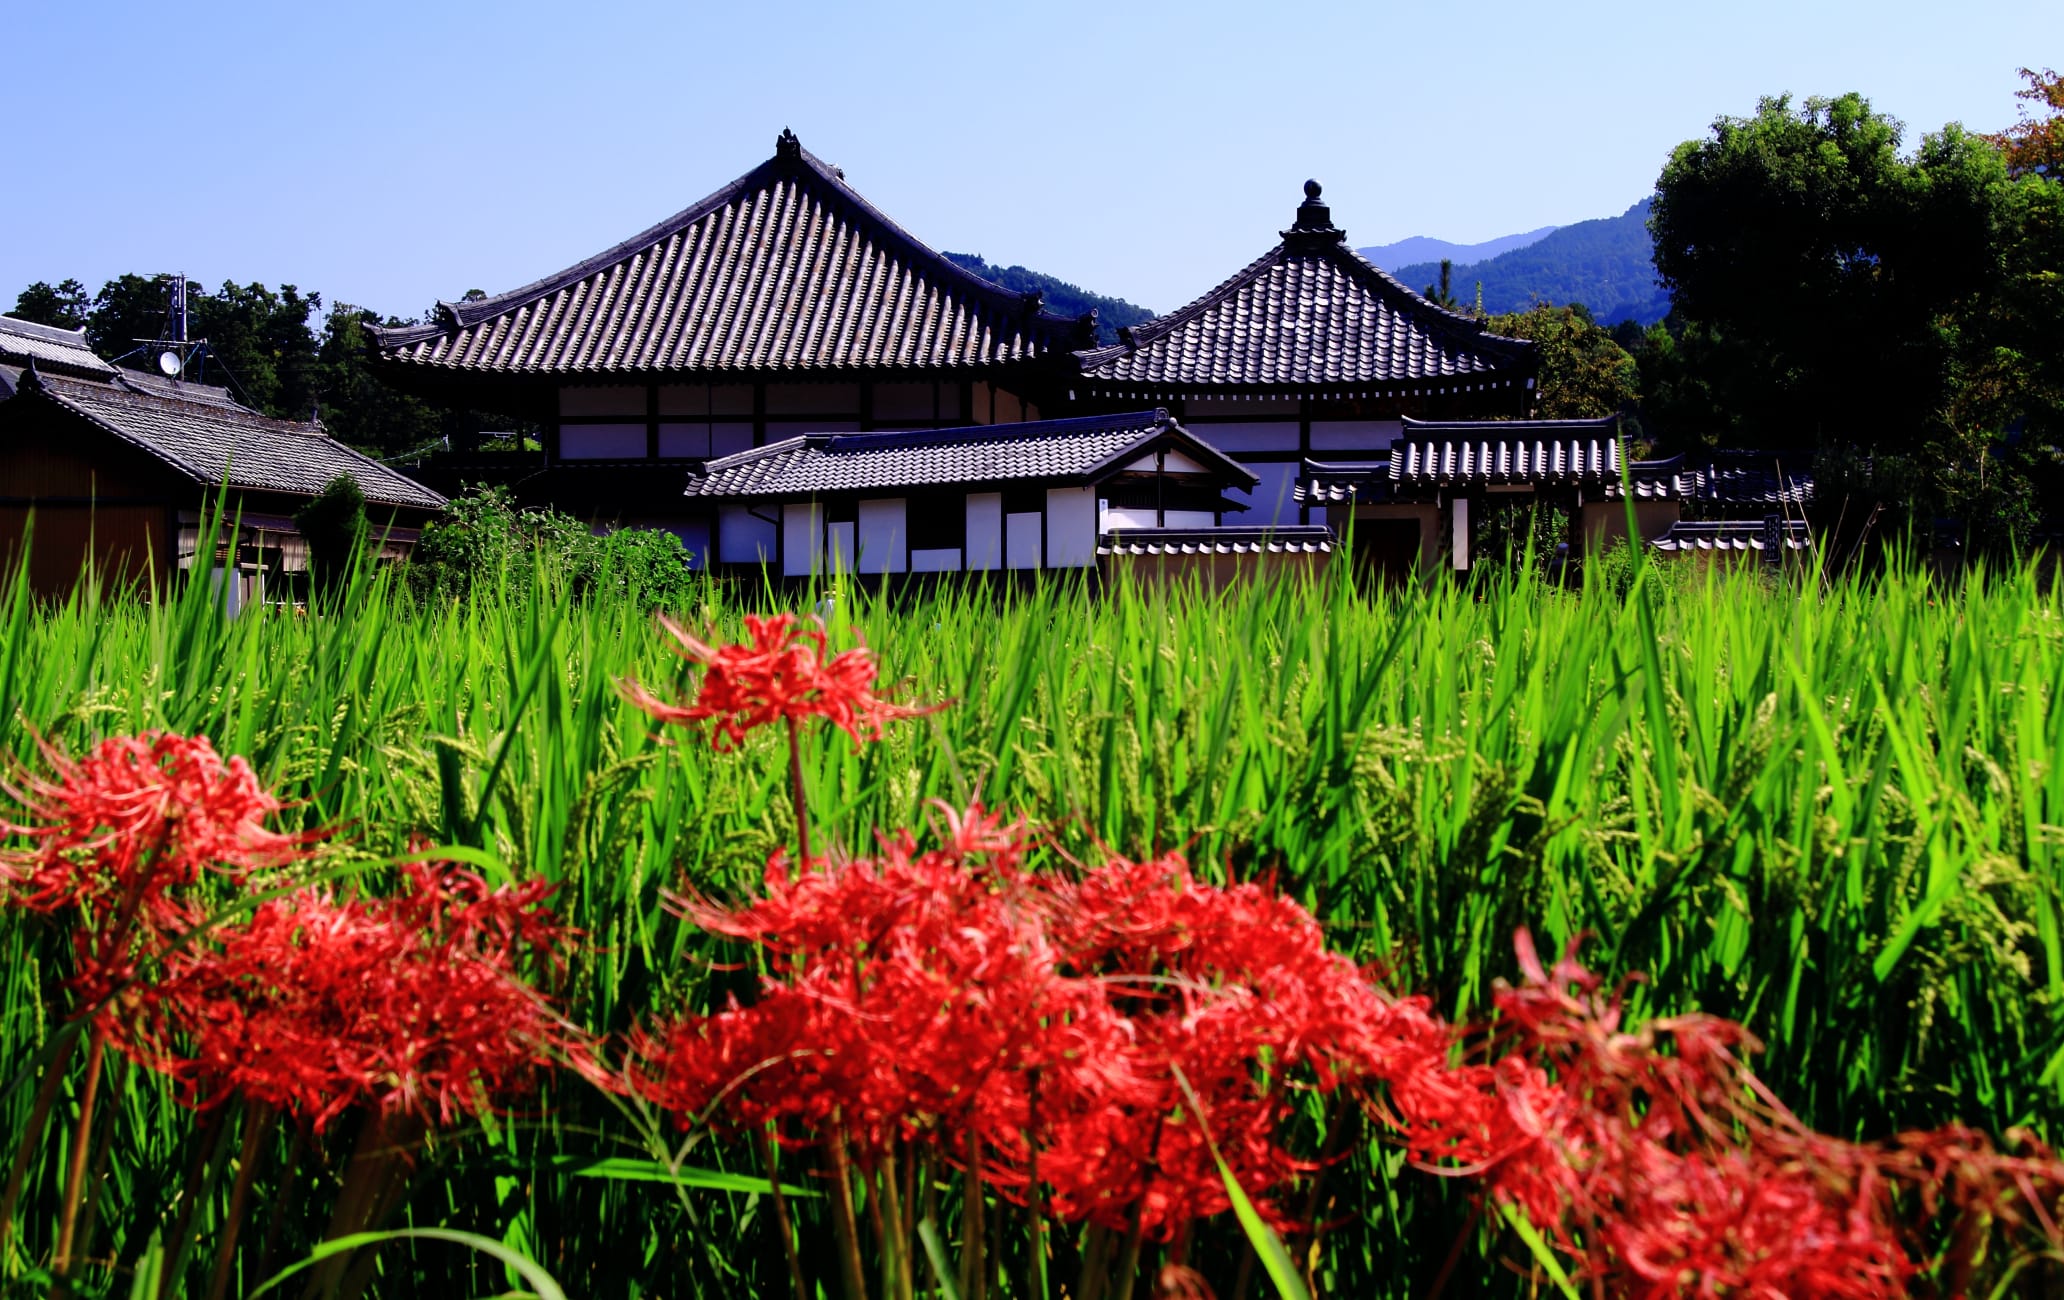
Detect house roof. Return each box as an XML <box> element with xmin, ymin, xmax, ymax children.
<box><xmin>1652</xmin><ymin>519</ymin><xmax>1812</xmax><ymax>554</ymax></box>
<box><xmin>1074</xmin><ymin>182</ymin><xmax>1536</xmax><ymax>396</ymax></box>
<box><xmin>683</xmin><ymin>409</ymin><xmax>1257</xmax><ymax>500</ymax></box>
<box><xmin>1098</xmin><ymin>525</ymin><xmax>1333</xmax><ymax>557</ymax></box>
<box><xmin>372</xmin><ymin>130</ymin><xmax>1084</xmax><ymax>378</ymax></box>
<box><xmin>1390</xmin><ymin>433</ymin><xmax>1620</xmax><ymax>489</ymax></box>
<box><xmin>16</xmin><ymin>371</ymin><xmax>446</xmax><ymax>512</ymax></box>
<box><xmin>1609</xmin><ymin>452</ymin><xmax>1815</xmax><ymax>506</ymax></box>
<box><xmin>0</xmin><ymin>316</ymin><xmax>118</xmax><ymax>382</ymax></box>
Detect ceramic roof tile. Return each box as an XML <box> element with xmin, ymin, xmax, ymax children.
<box><xmin>1075</xmin><ymin>184</ymin><xmax>1535</xmax><ymax>393</ymax></box>
<box><xmin>24</xmin><ymin>373</ymin><xmax>445</xmax><ymax>511</ymax></box>
<box><xmin>0</xmin><ymin>316</ymin><xmax>118</xmax><ymax>382</ymax></box>
<box><xmin>683</xmin><ymin>409</ymin><xmax>1255</xmax><ymax>499</ymax></box>
<box><xmin>373</xmin><ymin>132</ymin><xmax>1081</xmax><ymax>377</ymax></box>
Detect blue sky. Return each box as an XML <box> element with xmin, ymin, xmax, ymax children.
<box><xmin>5</xmin><ymin>0</ymin><xmax>2055</xmax><ymax>317</ymax></box>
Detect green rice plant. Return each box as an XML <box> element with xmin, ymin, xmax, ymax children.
<box><xmin>0</xmin><ymin>524</ymin><xmax>2055</xmax><ymax>1296</ymax></box>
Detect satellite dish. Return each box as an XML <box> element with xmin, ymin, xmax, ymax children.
<box><xmin>157</xmin><ymin>350</ymin><xmax>182</xmax><ymax>378</ymax></box>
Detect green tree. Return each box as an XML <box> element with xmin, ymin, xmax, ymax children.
<box><xmin>1987</xmin><ymin>67</ymin><xmax>2064</xmax><ymax>179</ymax></box>
<box><xmin>1650</xmin><ymin>92</ymin><xmax>2008</xmax><ymax>451</ymax></box>
<box><xmin>1486</xmin><ymin>303</ymin><xmax>1639</xmax><ymax>420</ymax></box>
<box><xmin>10</xmin><ymin>279</ymin><xmax>89</xmax><ymax>329</ymax></box>
<box><xmin>314</xmin><ymin>303</ymin><xmax>446</xmax><ymax>457</ymax></box>
<box><xmin>293</xmin><ymin>473</ymin><xmax>369</xmax><ymax>594</ymax></box>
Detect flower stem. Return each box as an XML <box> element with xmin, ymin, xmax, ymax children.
<box><xmin>1026</xmin><ymin>1071</ymin><xmax>1048</xmax><ymax>1300</ymax></box>
<box><xmin>958</xmin><ymin>1126</ymin><xmax>984</xmax><ymax>1300</ymax></box>
<box><xmin>754</xmin><ymin>1127</ymin><xmax>809</xmax><ymax>1300</ymax></box>
<box><xmin>785</xmin><ymin>716</ymin><xmax>811</xmax><ymax>875</ymax></box>
<box><xmin>0</xmin><ymin>1028</ymin><xmax>76</xmax><ymax>1259</ymax></box>
<box><xmin>52</xmin><ymin>1022</ymin><xmax>107</xmax><ymax>1283</ymax></box>
<box><xmin>825</xmin><ymin>1127</ymin><xmax>869</xmax><ymax>1300</ymax></box>
<box><xmin>206</xmin><ymin>1103</ymin><xmax>277</xmax><ymax>1300</ymax></box>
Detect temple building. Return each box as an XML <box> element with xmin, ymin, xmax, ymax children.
<box><xmin>371</xmin><ymin>133</ymin><xmax>1550</xmax><ymax>573</ymax></box>
<box><xmin>370</xmin><ymin>129</ymin><xmax>1088</xmax><ymax>560</ymax></box>
<box><xmin>1069</xmin><ymin>181</ymin><xmax>1539</xmax><ymax>533</ymax></box>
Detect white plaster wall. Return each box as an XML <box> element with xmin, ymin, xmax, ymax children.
<box><xmin>965</xmin><ymin>493</ymin><xmax>1003</xmax><ymax>570</ymax></box>
<box><xmin>1163</xmin><ymin>510</ymin><xmax>1217</xmax><ymax>529</ymax></box>
<box><xmin>910</xmin><ymin>548</ymin><xmax>961</xmax><ymax>573</ymax></box>
<box><xmin>1100</xmin><ymin>505</ymin><xmax>1157</xmax><ymax>531</ymax></box>
<box><xmin>1044</xmin><ymin>486</ymin><xmax>1096</xmax><ymax>568</ymax></box>
<box><xmin>719</xmin><ymin>506</ymin><xmax>777</xmax><ymax>565</ymax></box>
<box><xmin>1225</xmin><ymin>462</ymin><xmax>1302</xmax><ymax>526</ymax></box>
<box><xmin>826</xmin><ymin>521</ymin><xmax>855</xmax><ymax>574</ymax></box>
<box><xmin>856</xmin><ymin>498</ymin><xmax>907</xmax><ymax>574</ymax></box>
<box><xmin>783</xmin><ymin>503</ymin><xmax>823</xmax><ymax>577</ymax></box>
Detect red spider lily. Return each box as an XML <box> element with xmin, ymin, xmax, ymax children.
<box><xmin>1386</xmin><ymin>931</ymin><xmax>2064</xmax><ymax>1297</ymax></box>
<box><xmin>632</xmin><ymin>804</ymin><xmax>1130</xmax><ymax>1156</ymax></box>
<box><xmin>622</xmin><ymin>613</ymin><xmax>938</xmax><ymax>751</ymax></box>
<box><xmin>1021</xmin><ymin>852</ymin><xmax>1448</xmax><ymax>1239</ymax></box>
<box><xmin>0</xmin><ymin>731</ymin><xmax>310</xmax><ymax>1026</ymax></box>
<box><xmin>0</xmin><ymin>730</ymin><xmax>305</xmax><ymax>918</ymax></box>
<box><xmin>130</xmin><ymin>860</ymin><xmax>581</xmax><ymax>1133</ymax></box>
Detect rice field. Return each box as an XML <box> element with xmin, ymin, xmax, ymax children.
<box><xmin>0</xmin><ymin>543</ymin><xmax>2060</xmax><ymax>1297</ymax></box>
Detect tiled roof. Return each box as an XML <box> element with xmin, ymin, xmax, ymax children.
<box><xmin>373</xmin><ymin>130</ymin><xmax>1082</xmax><ymax>377</ymax></box>
<box><xmin>1296</xmin><ymin>460</ymin><xmax>1387</xmax><ymax>504</ymax></box>
<box><xmin>683</xmin><ymin>409</ymin><xmax>1256</xmax><ymax>500</ymax></box>
<box><xmin>1098</xmin><ymin>526</ymin><xmax>1333</xmax><ymax>556</ymax></box>
<box><xmin>1391</xmin><ymin>436</ymin><xmax>1620</xmax><ymax>487</ymax></box>
<box><xmin>21</xmin><ymin>373</ymin><xmax>445</xmax><ymax>511</ymax></box>
<box><xmin>1609</xmin><ymin>453</ymin><xmax>1815</xmax><ymax>506</ymax></box>
<box><xmin>0</xmin><ymin>316</ymin><xmax>118</xmax><ymax>382</ymax></box>
<box><xmin>1075</xmin><ymin>183</ymin><xmax>1535</xmax><ymax>394</ymax></box>
<box><xmin>1652</xmin><ymin>519</ymin><xmax>1812</xmax><ymax>554</ymax></box>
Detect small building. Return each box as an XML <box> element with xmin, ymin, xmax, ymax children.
<box><xmin>678</xmin><ymin>409</ymin><xmax>1256</xmax><ymax>577</ymax></box>
<box><xmin>1298</xmin><ymin>417</ymin><xmax>1624</xmax><ymax>576</ymax></box>
<box><xmin>0</xmin><ymin>328</ymin><xmax>445</xmax><ymax>601</ymax></box>
<box><xmin>1071</xmin><ymin>183</ymin><xmax>1540</xmax><ymax>528</ymax></box>
<box><xmin>371</xmin><ymin>129</ymin><xmax>1087</xmax><ymax>555</ymax></box>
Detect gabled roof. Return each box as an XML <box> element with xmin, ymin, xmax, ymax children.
<box><xmin>15</xmin><ymin>371</ymin><xmax>445</xmax><ymax>512</ymax></box>
<box><xmin>0</xmin><ymin>316</ymin><xmax>118</xmax><ymax>382</ymax></box>
<box><xmin>1075</xmin><ymin>182</ymin><xmax>1536</xmax><ymax>395</ymax></box>
<box><xmin>683</xmin><ymin>409</ymin><xmax>1257</xmax><ymax>500</ymax></box>
<box><xmin>373</xmin><ymin>130</ymin><xmax>1084</xmax><ymax>377</ymax></box>
<box><xmin>1390</xmin><ymin>435</ymin><xmax>1619</xmax><ymax>488</ymax></box>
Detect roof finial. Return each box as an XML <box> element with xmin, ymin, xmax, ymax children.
<box><xmin>1285</xmin><ymin>178</ymin><xmax>1344</xmax><ymax>248</ymax></box>
<box><xmin>775</xmin><ymin>127</ymin><xmax>802</xmax><ymax>161</ymax></box>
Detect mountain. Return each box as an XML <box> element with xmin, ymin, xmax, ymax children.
<box><xmin>1392</xmin><ymin>200</ymin><xmax>1669</xmax><ymax>326</ymax></box>
<box><xmin>942</xmin><ymin>253</ymin><xmax>1155</xmax><ymax>346</ymax></box>
<box><xmin>1357</xmin><ymin>226</ymin><xmax>1559</xmax><ymax>274</ymax></box>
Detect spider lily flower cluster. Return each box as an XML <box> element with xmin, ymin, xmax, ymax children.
<box><xmin>0</xmin><ymin>731</ymin><xmax>581</xmax><ymax>1295</ymax></box>
<box><xmin>621</xmin><ymin>612</ymin><xmax>2064</xmax><ymax>1298</ymax></box>
<box><xmin>6</xmin><ymin>613</ymin><xmax>2064</xmax><ymax>1299</ymax></box>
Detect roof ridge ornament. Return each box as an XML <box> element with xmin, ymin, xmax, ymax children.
<box><xmin>1283</xmin><ymin>178</ymin><xmax>1346</xmax><ymax>249</ymax></box>
<box><xmin>775</xmin><ymin>128</ymin><xmax>802</xmax><ymax>162</ymax></box>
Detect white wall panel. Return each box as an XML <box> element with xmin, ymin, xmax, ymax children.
<box><xmin>1163</xmin><ymin>510</ymin><xmax>1217</xmax><ymax>529</ymax></box>
<box><xmin>1225</xmin><ymin>462</ymin><xmax>1302</xmax><ymax>525</ymax></box>
<box><xmin>909</xmin><ymin>548</ymin><xmax>961</xmax><ymax>573</ymax></box>
<box><xmin>783</xmin><ymin>503</ymin><xmax>823</xmax><ymax>577</ymax></box>
<box><xmin>856</xmin><ymin>498</ymin><xmax>907</xmax><ymax>574</ymax></box>
<box><xmin>1044</xmin><ymin>486</ymin><xmax>1096</xmax><ymax>568</ymax></box>
<box><xmin>826</xmin><ymin>521</ymin><xmax>855</xmax><ymax>574</ymax></box>
<box><xmin>965</xmin><ymin>493</ymin><xmax>1002</xmax><ymax>570</ymax></box>
<box><xmin>719</xmin><ymin>506</ymin><xmax>777</xmax><ymax>565</ymax></box>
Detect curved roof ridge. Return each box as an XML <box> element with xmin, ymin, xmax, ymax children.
<box><xmin>375</xmin><ymin>134</ymin><xmax>1078</xmax><ymax>353</ymax></box>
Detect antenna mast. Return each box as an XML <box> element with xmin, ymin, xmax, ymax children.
<box><xmin>137</xmin><ymin>273</ymin><xmax>204</xmax><ymax>380</ymax></box>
